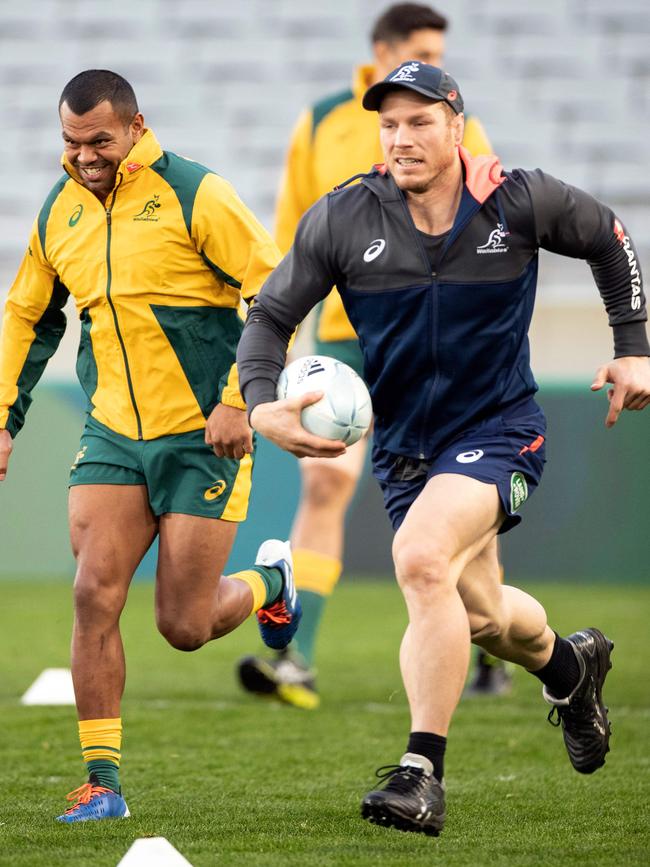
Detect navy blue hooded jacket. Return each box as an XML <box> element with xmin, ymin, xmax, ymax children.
<box><xmin>237</xmin><ymin>148</ymin><xmax>648</xmax><ymax>459</ymax></box>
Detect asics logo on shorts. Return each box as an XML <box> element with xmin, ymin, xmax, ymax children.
<box><xmin>455</xmin><ymin>449</ymin><xmax>484</xmax><ymax>463</ymax></box>
<box><xmin>363</xmin><ymin>238</ymin><xmax>386</xmax><ymax>262</ymax></box>
<box><xmin>204</xmin><ymin>479</ymin><xmax>227</xmax><ymax>501</ymax></box>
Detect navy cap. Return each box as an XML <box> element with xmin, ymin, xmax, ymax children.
<box><xmin>362</xmin><ymin>61</ymin><xmax>464</xmax><ymax>114</ymax></box>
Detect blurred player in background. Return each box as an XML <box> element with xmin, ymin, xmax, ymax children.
<box><xmin>0</xmin><ymin>70</ymin><xmax>301</xmax><ymax>823</ymax></box>
<box><xmin>236</xmin><ymin>61</ymin><xmax>649</xmax><ymax>836</ymax></box>
<box><xmin>237</xmin><ymin>1</ymin><xmax>509</xmax><ymax>709</ymax></box>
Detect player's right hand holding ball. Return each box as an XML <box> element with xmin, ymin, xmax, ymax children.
<box><xmin>250</xmin><ymin>393</ymin><xmax>346</xmax><ymax>459</ymax></box>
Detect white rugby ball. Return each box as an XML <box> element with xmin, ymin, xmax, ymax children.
<box><xmin>276</xmin><ymin>355</ymin><xmax>372</xmax><ymax>445</ymax></box>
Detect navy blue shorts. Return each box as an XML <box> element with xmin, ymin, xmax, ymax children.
<box><xmin>372</xmin><ymin>408</ymin><xmax>547</xmax><ymax>534</ymax></box>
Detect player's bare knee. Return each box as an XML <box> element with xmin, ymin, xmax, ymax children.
<box><xmin>73</xmin><ymin>567</ymin><xmax>126</xmax><ymax>624</ymax></box>
<box><xmin>301</xmin><ymin>465</ymin><xmax>354</xmax><ymax>511</ymax></box>
<box><xmin>156</xmin><ymin>617</ymin><xmax>208</xmax><ymax>652</ymax></box>
<box><xmin>393</xmin><ymin>539</ymin><xmax>450</xmax><ymax>594</ymax></box>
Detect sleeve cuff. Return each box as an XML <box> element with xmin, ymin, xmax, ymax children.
<box><xmin>1</xmin><ymin>412</ymin><xmax>20</xmax><ymax>438</ymax></box>
<box><xmin>220</xmin><ymin>386</ymin><xmax>247</xmax><ymax>411</ymax></box>
<box><xmin>612</xmin><ymin>321</ymin><xmax>650</xmax><ymax>358</ymax></box>
<box><xmin>242</xmin><ymin>379</ymin><xmax>278</xmax><ymax>421</ymax></box>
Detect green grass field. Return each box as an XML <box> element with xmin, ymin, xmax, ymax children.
<box><xmin>1</xmin><ymin>579</ymin><xmax>649</xmax><ymax>866</ymax></box>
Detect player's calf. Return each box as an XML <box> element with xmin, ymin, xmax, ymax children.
<box><xmin>156</xmin><ymin>620</ymin><xmax>211</xmax><ymax>652</ymax></box>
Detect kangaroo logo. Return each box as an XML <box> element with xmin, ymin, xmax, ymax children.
<box><xmin>476</xmin><ymin>223</ymin><xmax>509</xmax><ymax>254</ymax></box>
<box><xmin>71</xmin><ymin>445</ymin><xmax>87</xmax><ymax>470</ymax></box>
<box><xmin>133</xmin><ymin>195</ymin><xmax>161</xmax><ymax>221</ymax></box>
<box><xmin>390</xmin><ymin>62</ymin><xmax>420</xmax><ymax>83</ymax></box>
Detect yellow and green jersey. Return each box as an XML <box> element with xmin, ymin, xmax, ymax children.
<box><xmin>274</xmin><ymin>63</ymin><xmax>492</xmax><ymax>343</ymax></box>
<box><xmin>0</xmin><ymin>129</ymin><xmax>280</xmax><ymax>440</ymax></box>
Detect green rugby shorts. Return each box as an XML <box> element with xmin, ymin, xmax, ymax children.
<box><xmin>69</xmin><ymin>415</ymin><xmax>254</xmax><ymax>521</ymax></box>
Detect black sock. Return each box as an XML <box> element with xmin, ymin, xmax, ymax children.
<box><xmin>406</xmin><ymin>731</ymin><xmax>446</xmax><ymax>782</ymax></box>
<box><xmin>530</xmin><ymin>632</ymin><xmax>581</xmax><ymax>699</ymax></box>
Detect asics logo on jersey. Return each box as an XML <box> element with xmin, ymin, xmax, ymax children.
<box><xmin>69</xmin><ymin>204</ymin><xmax>83</xmax><ymax>227</ymax></box>
<box><xmin>476</xmin><ymin>223</ymin><xmax>509</xmax><ymax>254</ymax></box>
<box><xmin>456</xmin><ymin>449</ymin><xmax>484</xmax><ymax>463</ymax></box>
<box><xmin>363</xmin><ymin>239</ymin><xmax>386</xmax><ymax>262</ymax></box>
<box><xmin>204</xmin><ymin>480</ymin><xmax>227</xmax><ymax>501</ymax></box>
<box><xmin>390</xmin><ymin>63</ymin><xmax>420</xmax><ymax>83</ymax></box>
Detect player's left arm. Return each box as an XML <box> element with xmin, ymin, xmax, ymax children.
<box><xmin>192</xmin><ymin>174</ymin><xmax>283</xmax><ymax>458</ymax></box>
<box><xmin>237</xmin><ymin>195</ymin><xmax>345</xmax><ymax>457</ymax></box>
<box><xmin>522</xmin><ymin>169</ymin><xmax>650</xmax><ymax>427</ymax></box>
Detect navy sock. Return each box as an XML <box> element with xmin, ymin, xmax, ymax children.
<box><xmin>530</xmin><ymin>632</ymin><xmax>581</xmax><ymax>699</ymax></box>
<box><xmin>406</xmin><ymin>731</ymin><xmax>446</xmax><ymax>782</ymax></box>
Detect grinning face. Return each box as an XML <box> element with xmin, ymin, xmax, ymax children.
<box><xmin>374</xmin><ymin>28</ymin><xmax>446</xmax><ymax>79</ymax></box>
<box><xmin>60</xmin><ymin>100</ymin><xmax>144</xmax><ymax>201</ymax></box>
<box><xmin>379</xmin><ymin>90</ymin><xmax>463</xmax><ymax>194</ymax></box>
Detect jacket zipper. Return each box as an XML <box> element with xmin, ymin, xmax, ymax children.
<box><xmin>105</xmin><ymin>174</ymin><xmax>143</xmax><ymax>440</ymax></box>
<box><xmin>396</xmin><ymin>189</ymin><xmax>442</xmax><ymax>459</ymax></box>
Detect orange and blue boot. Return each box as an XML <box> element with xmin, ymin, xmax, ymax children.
<box><xmin>56</xmin><ymin>779</ymin><xmax>130</xmax><ymax>823</ymax></box>
<box><xmin>254</xmin><ymin>540</ymin><xmax>302</xmax><ymax>650</ymax></box>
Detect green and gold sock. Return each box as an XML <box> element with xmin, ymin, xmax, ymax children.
<box><xmin>79</xmin><ymin>717</ymin><xmax>122</xmax><ymax>793</ymax></box>
<box><xmin>293</xmin><ymin>590</ymin><xmax>326</xmax><ymax>667</ymax></box>
<box><xmin>232</xmin><ymin>566</ymin><xmax>283</xmax><ymax>614</ymax></box>
<box><xmin>292</xmin><ymin>549</ymin><xmax>342</xmax><ymax>667</ymax></box>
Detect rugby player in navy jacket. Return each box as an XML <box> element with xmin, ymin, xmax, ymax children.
<box><xmin>236</xmin><ymin>62</ymin><xmax>650</xmax><ymax>836</ymax></box>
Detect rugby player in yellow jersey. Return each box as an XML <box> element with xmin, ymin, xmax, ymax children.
<box><xmin>237</xmin><ymin>2</ymin><xmax>509</xmax><ymax>708</ymax></box>
<box><xmin>0</xmin><ymin>70</ymin><xmax>304</xmax><ymax>822</ymax></box>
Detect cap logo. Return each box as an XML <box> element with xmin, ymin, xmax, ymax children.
<box><xmin>447</xmin><ymin>90</ymin><xmax>457</xmax><ymax>100</ymax></box>
<box><xmin>390</xmin><ymin>62</ymin><xmax>420</xmax><ymax>83</ymax></box>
